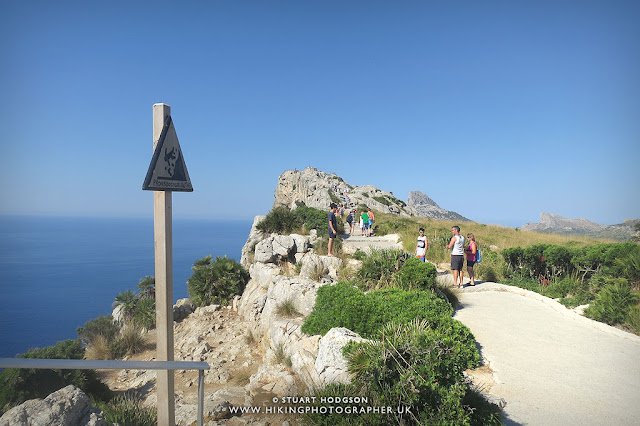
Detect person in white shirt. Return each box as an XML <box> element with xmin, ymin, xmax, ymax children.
<box><xmin>447</xmin><ymin>225</ymin><xmax>465</xmax><ymax>288</ymax></box>
<box><xmin>415</xmin><ymin>228</ymin><xmax>428</xmax><ymax>262</ymax></box>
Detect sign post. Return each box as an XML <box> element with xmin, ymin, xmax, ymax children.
<box><xmin>143</xmin><ymin>103</ymin><xmax>193</xmax><ymax>425</ymax></box>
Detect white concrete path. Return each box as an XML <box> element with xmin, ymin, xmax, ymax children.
<box><xmin>453</xmin><ymin>282</ymin><xmax>640</xmax><ymax>426</ymax></box>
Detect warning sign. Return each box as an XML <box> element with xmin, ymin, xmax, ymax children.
<box><xmin>143</xmin><ymin>116</ymin><xmax>193</xmax><ymax>192</ymax></box>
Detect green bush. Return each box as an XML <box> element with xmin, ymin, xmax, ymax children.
<box><xmin>336</xmin><ymin>320</ymin><xmax>492</xmax><ymax>425</ymax></box>
<box><xmin>133</xmin><ymin>297</ymin><xmax>156</xmax><ymax>330</ymax></box>
<box><xmin>357</xmin><ymin>249</ymin><xmax>409</xmax><ymax>289</ymax></box>
<box><xmin>112</xmin><ymin>276</ymin><xmax>157</xmax><ymax>330</ymax></box>
<box><xmin>77</xmin><ymin>315</ymin><xmax>119</xmax><ymax>345</ymax></box>
<box><xmin>372</xmin><ymin>196</ymin><xmax>391</xmax><ymax>206</ymax></box>
<box><xmin>96</xmin><ymin>393</ymin><xmax>157</xmax><ymax>426</ymax></box>
<box><xmin>302</xmin><ymin>318</ymin><xmax>497</xmax><ymax>426</ymax></box>
<box><xmin>585</xmin><ymin>281</ymin><xmax>639</xmax><ymax>326</ymax></box>
<box><xmin>394</xmin><ymin>257</ymin><xmax>437</xmax><ymax>291</ymax></box>
<box><xmin>301</xmin><ymin>282</ymin><xmax>452</xmax><ymax>339</ymax></box>
<box><xmin>187</xmin><ymin>255</ymin><xmax>249</xmax><ymax>307</ymax></box>
<box><xmin>0</xmin><ymin>340</ymin><xmax>112</xmax><ymax>415</ymax></box>
<box><xmin>256</xmin><ymin>205</ymin><xmax>343</xmax><ymax>237</ymax></box>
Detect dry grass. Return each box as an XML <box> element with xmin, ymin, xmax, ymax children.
<box><xmin>230</xmin><ymin>368</ymin><xmax>252</xmax><ymax>386</ymax></box>
<box><xmin>276</xmin><ymin>299</ymin><xmax>301</xmax><ymax>318</ymax></box>
<box><xmin>373</xmin><ymin>213</ymin><xmax>614</xmax><ymax>265</ymax></box>
<box><xmin>84</xmin><ymin>334</ymin><xmax>112</xmax><ymax>360</ymax></box>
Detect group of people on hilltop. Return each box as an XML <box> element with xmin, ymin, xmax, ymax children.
<box><xmin>345</xmin><ymin>208</ymin><xmax>375</xmax><ymax>237</ymax></box>
<box><xmin>328</xmin><ymin>204</ymin><xmax>480</xmax><ymax>286</ymax></box>
<box><xmin>415</xmin><ymin>225</ymin><xmax>480</xmax><ymax>288</ymax></box>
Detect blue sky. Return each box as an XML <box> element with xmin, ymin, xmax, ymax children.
<box><xmin>1</xmin><ymin>1</ymin><xmax>638</xmax><ymax>227</ymax></box>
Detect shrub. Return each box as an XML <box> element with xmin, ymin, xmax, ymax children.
<box><xmin>113</xmin><ymin>290</ymin><xmax>138</xmax><ymax>321</ymax></box>
<box><xmin>256</xmin><ymin>206</ymin><xmax>298</xmax><ymax>234</ymax></box>
<box><xmin>77</xmin><ymin>315</ymin><xmax>119</xmax><ymax>345</ymax></box>
<box><xmin>585</xmin><ymin>281</ymin><xmax>639</xmax><ymax>326</ymax></box>
<box><xmin>301</xmin><ymin>282</ymin><xmax>452</xmax><ymax>339</ymax></box>
<box><xmin>96</xmin><ymin>393</ymin><xmax>157</xmax><ymax>426</ymax></box>
<box><xmin>394</xmin><ymin>257</ymin><xmax>437</xmax><ymax>291</ymax></box>
<box><xmin>110</xmin><ymin>323</ymin><xmax>148</xmax><ymax>358</ymax></box>
<box><xmin>187</xmin><ymin>255</ymin><xmax>249</xmax><ymax>307</ymax></box>
<box><xmin>627</xmin><ymin>304</ymin><xmax>640</xmax><ymax>335</ymax></box>
<box><xmin>136</xmin><ymin>276</ymin><xmax>156</xmax><ymax>299</ymax></box>
<box><xmin>133</xmin><ymin>297</ymin><xmax>156</xmax><ymax>330</ymax></box>
<box><xmin>0</xmin><ymin>340</ymin><xmax>112</xmax><ymax>415</ymax></box>
<box><xmin>357</xmin><ymin>249</ymin><xmax>409</xmax><ymax>289</ymax></box>
<box><xmin>372</xmin><ymin>196</ymin><xmax>391</xmax><ymax>206</ymax></box>
<box><xmin>84</xmin><ymin>334</ymin><xmax>112</xmax><ymax>360</ymax></box>
<box><xmin>331</xmin><ymin>320</ymin><xmax>494</xmax><ymax>425</ymax></box>
<box><xmin>256</xmin><ymin>205</ymin><xmax>344</xmax><ymax>237</ymax></box>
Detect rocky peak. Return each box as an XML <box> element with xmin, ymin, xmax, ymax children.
<box><xmin>272</xmin><ymin>167</ymin><xmax>415</xmax><ymax>216</ymax></box>
<box><xmin>406</xmin><ymin>190</ymin><xmax>470</xmax><ymax>222</ymax></box>
<box><xmin>522</xmin><ymin>213</ymin><xmax>639</xmax><ymax>241</ymax></box>
<box><xmin>524</xmin><ymin>212</ymin><xmax>604</xmax><ymax>233</ymax></box>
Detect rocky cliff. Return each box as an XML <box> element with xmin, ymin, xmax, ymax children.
<box><xmin>522</xmin><ymin>212</ymin><xmax>639</xmax><ymax>241</ymax></box>
<box><xmin>273</xmin><ymin>167</ymin><xmax>468</xmax><ymax>220</ymax></box>
<box><xmin>407</xmin><ymin>191</ymin><xmax>470</xmax><ymax>221</ymax></box>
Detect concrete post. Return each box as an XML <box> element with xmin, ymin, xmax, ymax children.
<box><xmin>153</xmin><ymin>103</ymin><xmax>175</xmax><ymax>426</ymax></box>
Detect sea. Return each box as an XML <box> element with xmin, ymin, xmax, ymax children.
<box><xmin>0</xmin><ymin>215</ymin><xmax>252</xmax><ymax>359</ymax></box>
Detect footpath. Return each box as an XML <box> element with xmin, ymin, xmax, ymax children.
<box><xmin>453</xmin><ymin>282</ymin><xmax>640</xmax><ymax>426</ymax></box>
<box><xmin>340</xmin><ymin>230</ymin><xmax>640</xmax><ymax>425</ymax></box>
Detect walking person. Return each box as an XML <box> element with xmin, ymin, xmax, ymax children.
<box><xmin>361</xmin><ymin>210</ymin><xmax>370</xmax><ymax>237</ymax></box>
<box><xmin>346</xmin><ymin>210</ymin><xmax>356</xmax><ymax>235</ymax></box>
<box><xmin>367</xmin><ymin>209</ymin><xmax>375</xmax><ymax>236</ymax></box>
<box><xmin>464</xmin><ymin>233</ymin><xmax>478</xmax><ymax>286</ymax></box>
<box><xmin>447</xmin><ymin>226</ymin><xmax>465</xmax><ymax>288</ymax></box>
<box><xmin>415</xmin><ymin>228</ymin><xmax>429</xmax><ymax>262</ymax></box>
<box><xmin>328</xmin><ymin>203</ymin><xmax>338</xmax><ymax>257</ymax></box>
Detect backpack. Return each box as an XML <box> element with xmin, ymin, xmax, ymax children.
<box><xmin>476</xmin><ymin>247</ymin><xmax>482</xmax><ymax>263</ymax></box>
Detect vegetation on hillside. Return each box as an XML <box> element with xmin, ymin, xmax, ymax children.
<box><xmin>187</xmin><ymin>255</ymin><xmax>249</xmax><ymax>307</ymax></box>
<box><xmin>369</xmin><ymin>211</ymin><xmax>640</xmax><ymax>335</ymax></box>
<box><xmin>301</xmin><ymin>248</ymin><xmax>501</xmax><ymax>425</ymax></box>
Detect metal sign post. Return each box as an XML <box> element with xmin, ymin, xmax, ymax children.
<box><xmin>144</xmin><ymin>103</ymin><xmax>193</xmax><ymax>425</ymax></box>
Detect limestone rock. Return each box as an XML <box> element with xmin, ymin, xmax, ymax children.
<box><xmin>521</xmin><ymin>213</ymin><xmax>639</xmax><ymax>241</ymax></box>
<box><xmin>272</xmin><ymin>167</ymin><xmax>414</xmax><ymax>216</ymax></box>
<box><xmin>0</xmin><ymin>385</ymin><xmax>107</xmax><ymax>426</ymax></box>
<box><xmin>240</xmin><ymin>215</ymin><xmax>267</xmax><ymax>268</ymax></box>
<box><xmin>111</xmin><ymin>304</ymin><xmax>125</xmax><ymax>325</ymax></box>
<box><xmin>315</xmin><ymin>328</ymin><xmax>369</xmax><ymax>386</ymax></box>
<box><xmin>173</xmin><ymin>298</ymin><xmax>195</xmax><ymax>322</ymax></box>
<box><xmin>299</xmin><ymin>253</ymin><xmax>342</xmax><ymax>282</ymax></box>
<box><xmin>407</xmin><ymin>190</ymin><xmax>470</xmax><ymax>221</ymax></box>
<box><xmin>254</xmin><ymin>235</ymin><xmax>297</xmax><ymax>264</ymax></box>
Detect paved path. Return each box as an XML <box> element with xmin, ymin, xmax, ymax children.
<box><xmin>453</xmin><ymin>282</ymin><xmax>640</xmax><ymax>426</ymax></box>
<box><xmin>340</xmin><ymin>229</ymin><xmax>403</xmax><ymax>254</ymax></box>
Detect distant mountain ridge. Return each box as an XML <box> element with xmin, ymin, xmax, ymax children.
<box><xmin>522</xmin><ymin>212</ymin><xmax>639</xmax><ymax>241</ymax></box>
<box><xmin>272</xmin><ymin>167</ymin><xmax>469</xmax><ymax>221</ymax></box>
<box><xmin>407</xmin><ymin>191</ymin><xmax>470</xmax><ymax>222</ymax></box>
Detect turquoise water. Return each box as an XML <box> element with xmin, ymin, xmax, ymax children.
<box><xmin>0</xmin><ymin>216</ymin><xmax>251</xmax><ymax>358</ymax></box>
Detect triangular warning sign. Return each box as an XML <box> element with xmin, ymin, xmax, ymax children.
<box><xmin>143</xmin><ymin>116</ymin><xmax>193</xmax><ymax>192</ymax></box>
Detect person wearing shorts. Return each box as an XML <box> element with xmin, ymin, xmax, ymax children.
<box><xmin>447</xmin><ymin>226</ymin><xmax>465</xmax><ymax>288</ymax></box>
<box><xmin>328</xmin><ymin>203</ymin><xmax>338</xmax><ymax>256</ymax></box>
<box><xmin>464</xmin><ymin>233</ymin><xmax>478</xmax><ymax>286</ymax></box>
<box><xmin>415</xmin><ymin>228</ymin><xmax>428</xmax><ymax>262</ymax></box>
<box><xmin>361</xmin><ymin>210</ymin><xmax>370</xmax><ymax>237</ymax></box>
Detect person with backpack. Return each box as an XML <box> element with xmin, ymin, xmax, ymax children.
<box><xmin>464</xmin><ymin>233</ymin><xmax>479</xmax><ymax>286</ymax></box>
<box><xmin>346</xmin><ymin>210</ymin><xmax>356</xmax><ymax>234</ymax></box>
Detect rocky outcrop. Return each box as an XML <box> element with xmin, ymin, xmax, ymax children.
<box><xmin>272</xmin><ymin>167</ymin><xmax>416</xmax><ymax>216</ymax></box>
<box><xmin>522</xmin><ymin>213</ymin><xmax>639</xmax><ymax>241</ymax></box>
<box><xmin>0</xmin><ymin>385</ymin><xmax>107</xmax><ymax>426</ymax></box>
<box><xmin>407</xmin><ymin>190</ymin><xmax>470</xmax><ymax>221</ymax></box>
